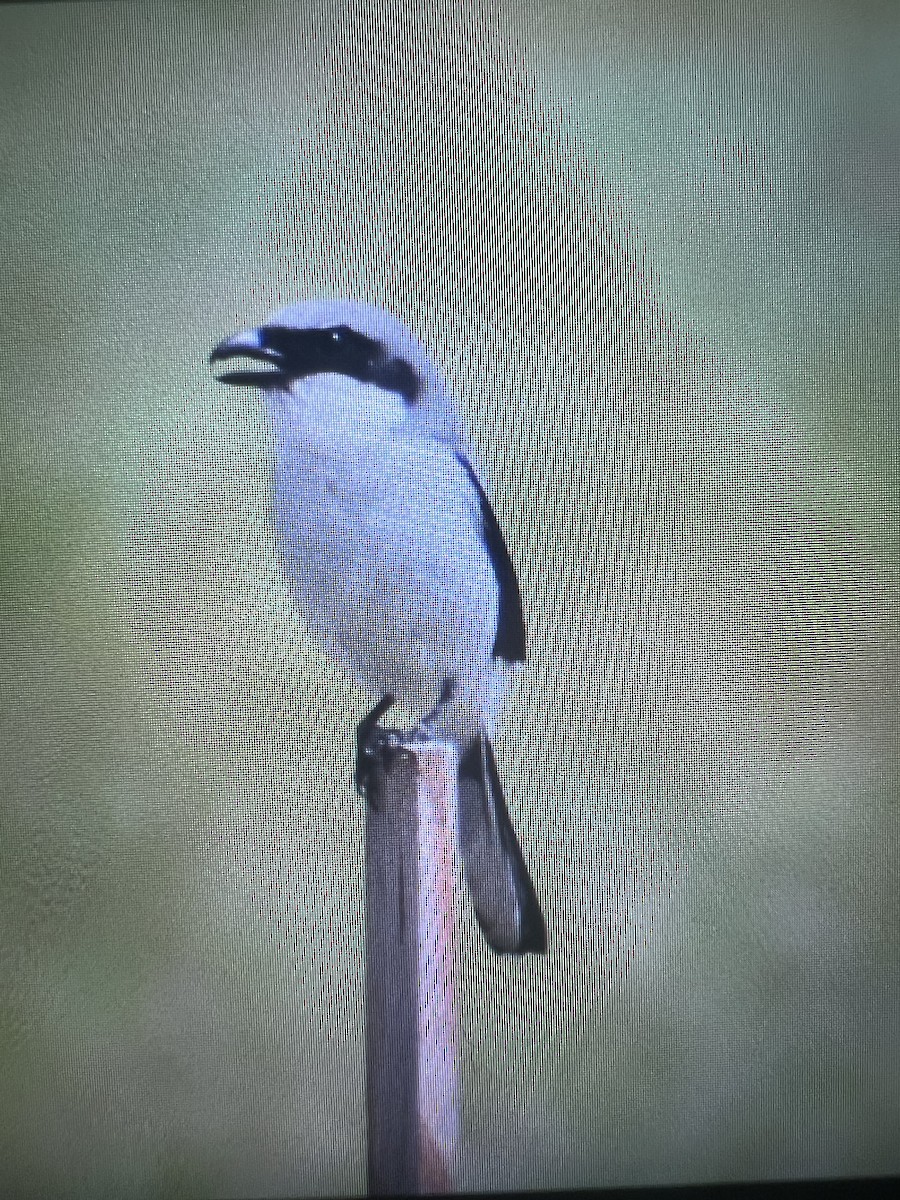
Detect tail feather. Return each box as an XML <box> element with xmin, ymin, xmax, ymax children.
<box><xmin>457</xmin><ymin>735</ymin><xmax>547</xmax><ymax>954</ymax></box>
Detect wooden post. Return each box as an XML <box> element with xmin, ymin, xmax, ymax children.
<box><xmin>365</xmin><ymin>735</ymin><xmax>460</xmax><ymax>1196</ymax></box>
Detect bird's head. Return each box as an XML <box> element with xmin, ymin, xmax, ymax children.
<box><xmin>209</xmin><ymin>299</ymin><xmax>462</xmax><ymax>444</ymax></box>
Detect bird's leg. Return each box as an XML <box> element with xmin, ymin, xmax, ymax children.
<box><xmin>356</xmin><ymin>693</ymin><xmax>395</xmax><ymax>807</ymax></box>
<box><xmin>413</xmin><ymin>677</ymin><xmax>456</xmax><ymax>740</ymax></box>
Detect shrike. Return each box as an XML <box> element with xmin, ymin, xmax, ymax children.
<box><xmin>210</xmin><ymin>299</ymin><xmax>546</xmax><ymax>954</ymax></box>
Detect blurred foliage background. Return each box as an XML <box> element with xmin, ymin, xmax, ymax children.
<box><xmin>0</xmin><ymin>1</ymin><xmax>897</xmax><ymax>1195</ymax></box>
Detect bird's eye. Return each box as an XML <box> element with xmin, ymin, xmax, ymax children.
<box><xmin>330</xmin><ymin>326</ymin><xmax>346</xmax><ymax>343</ymax></box>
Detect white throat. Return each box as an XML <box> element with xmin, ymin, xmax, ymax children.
<box><xmin>270</xmin><ymin>374</ymin><xmax>409</xmax><ymax>450</ymax></box>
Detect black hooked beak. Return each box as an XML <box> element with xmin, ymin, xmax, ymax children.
<box><xmin>209</xmin><ymin>328</ymin><xmax>286</xmax><ymax>389</ymax></box>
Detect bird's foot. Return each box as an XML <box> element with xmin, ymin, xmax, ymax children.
<box><xmin>355</xmin><ymin>693</ymin><xmax>396</xmax><ymax>809</ymax></box>
<box><xmin>410</xmin><ymin>678</ymin><xmax>455</xmax><ymax>742</ymax></box>
<box><xmin>355</xmin><ymin>740</ymin><xmax>378</xmax><ymax>803</ymax></box>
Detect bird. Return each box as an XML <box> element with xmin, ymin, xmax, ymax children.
<box><xmin>209</xmin><ymin>298</ymin><xmax>547</xmax><ymax>955</ymax></box>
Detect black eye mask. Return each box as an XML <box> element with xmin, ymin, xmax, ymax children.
<box><xmin>210</xmin><ymin>324</ymin><xmax>421</xmax><ymax>403</ymax></box>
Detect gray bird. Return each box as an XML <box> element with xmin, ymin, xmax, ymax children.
<box><xmin>210</xmin><ymin>299</ymin><xmax>546</xmax><ymax>954</ymax></box>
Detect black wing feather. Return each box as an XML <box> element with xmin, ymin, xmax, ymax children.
<box><xmin>455</xmin><ymin>454</ymin><xmax>526</xmax><ymax>663</ymax></box>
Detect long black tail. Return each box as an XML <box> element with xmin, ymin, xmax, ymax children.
<box><xmin>457</xmin><ymin>735</ymin><xmax>547</xmax><ymax>954</ymax></box>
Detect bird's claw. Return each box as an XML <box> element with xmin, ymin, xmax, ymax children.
<box><xmin>356</xmin><ymin>729</ymin><xmax>406</xmax><ymax>810</ymax></box>
<box><xmin>355</xmin><ymin>693</ymin><xmax>397</xmax><ymax>810</ymax></box>
<box><xmin>355</xmin><ymin>739</ymin><xmax>379</xmax><ymax>804</ymax></box>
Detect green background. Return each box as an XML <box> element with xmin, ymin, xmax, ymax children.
<box><xmin>1</xmin><ymin>1</ymin><xmax>897</xmax><ymax>1194</ymax></box>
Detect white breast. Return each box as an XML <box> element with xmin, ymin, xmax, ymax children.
<box><xmin>268</xmin><ymin>378</ymin><xmax>501</xmax><ymax>720</ymax></box>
